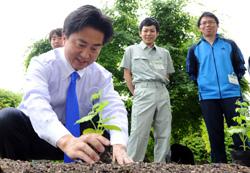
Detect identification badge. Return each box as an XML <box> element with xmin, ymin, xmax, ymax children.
<box><xmin>151</xmin><ymin>60</ymin><xmax>164</xmax><ymax>70</ymax></box>
<box><xmin>228</xmin><ymin>74</ymin><xmax>239</xmax><ymax>85</ymax></box>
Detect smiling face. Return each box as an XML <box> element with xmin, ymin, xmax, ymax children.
<box><xmin>199</xmin><ymin>16</ymin><xmax>218</xmax><ymax>38</ymax></box>
<box><xmin>50</xmin><ymin>34</ymin><xmax>64</xmax><ymax>49</ymax></box>
<box><xmin>139</xmin><ymin>25</ymin><xmax>159</xmax><ymax>47</ymax></box>
<box><xmin>64</xmin><ymin>26</ymin><xmax>104</xmax><ymax>70</ymax></box>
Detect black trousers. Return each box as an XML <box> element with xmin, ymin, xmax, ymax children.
<box><xmin>0</xmin><ymin>107</ymin><xmax>109</xmax><ymax>161</ymax></box>
<box><xmin>200</xmin><ymin>97</ymin><xmax>242</xmax><ymax>163</ymax></box>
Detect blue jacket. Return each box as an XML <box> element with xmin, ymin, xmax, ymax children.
<box><xmin>186</xmin><ymin>35</ymin><xmax>246</xmax><ymax>100</ymax></box>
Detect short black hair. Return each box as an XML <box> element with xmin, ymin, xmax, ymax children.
<box><xmin>248</xmin><ymin>56</ymin><xmax>250</xmax><ymax>74</ymax></box>
<box><xmin>63</xmin><ymin>5</ymin><xmax>113</xmax><ymax>45</ymax></box>
<box><xmin>139</xmin><ymin>17</ymin><xmax>160</xmax><ymax>32</ymax></box>
<box><xmin>197</xmin><ymin>12</ymin><xmax>219</xmax><ymax>27</ymax></box>
<box><xmin>49</xmin><ymin>28</ymin><xmax>63</xmax><ymax>41</ymax></box>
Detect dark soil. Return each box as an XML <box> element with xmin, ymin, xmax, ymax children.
<box><xmin>1</xmin><ymin>159</ymin><xmax>250</xmax><ymax>173</ymax></box>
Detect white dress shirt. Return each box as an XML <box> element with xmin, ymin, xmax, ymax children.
<box><xmin>18</xmin><ymin>47</ymin><xmax>128</xmax><ymax>147</ymax></box>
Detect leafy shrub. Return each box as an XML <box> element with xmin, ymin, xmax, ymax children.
<box><xmin>24</xmin><ymin>38</ymin><xmax>52</xmax><ymax>70</ymax></box>
<box><xmin>180</xmin><ymin>131</ymin><xmax>210</xmax><ymax>164</ymax></box>
<box><xmin>188</xmin><ymin>118</ymin><xmax>233</xmax><ymax>163</ymax></box>
<box><xmin>0</xmin><ymin>89</ymin><xmax>22</xmax><ymax>109</ymax></box>
<box><xmin>145</xmin><ymin>129</ymin><xmax>154</xmax><ymax>162</ymax></box>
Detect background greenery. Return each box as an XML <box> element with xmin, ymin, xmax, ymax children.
<box><xmin>0</xmin><ymin>89</ymin><xmax>22</xmax><ymax>109</ymax></box>
<box><xmin>1</xmin><ymin>0</ymin><xmax>248</xmax><ymax>164</ymax></box>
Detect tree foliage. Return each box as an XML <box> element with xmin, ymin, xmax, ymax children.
<box><xmin>98</xmin><ymin>0</ymin><xmax>140</xmax><ymax>95</ymax></box>
<box><xmin>0</xmin><ymin>89</ymin><xmax>22</xmax><ymax>109</ymax></box>
<box><xmin>24</xmin><ymin>38</ymin><xmax>51</xmax><ymax>70</ymax></box>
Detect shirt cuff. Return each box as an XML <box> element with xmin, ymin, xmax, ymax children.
<box><xmin>43</xmin><ymin>121</ymin><xmax>71</xmax><ymax>147</ymax></box>
<box><xmin>109</xmin><ymin>130</ymin><xmax>128</xmax><ymax>147</ymax></box>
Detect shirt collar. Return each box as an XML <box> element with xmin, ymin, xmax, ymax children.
<box><xmin>139</xmin><ymin>41</ymin><xmax>156</xmax><ymax>50</ymax></box>
<box><xmin>58</xmin><ymin>47</ymin><xmax>86</xmax><ymax>80</ymax></box>
<box><xmin>201</xmin><ymin>33</ymin><xmax>220</xmax><ymax>43</ymax></box>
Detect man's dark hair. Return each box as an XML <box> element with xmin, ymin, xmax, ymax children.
<box><xmin>63</xmin><ymin>5</ymin><xmax>113</xmax><ymax>44</ymax></box>
<box><xmin>248</xmin><ymin>56</ymin><xmax>250</xmax><ymax>75</ymax></box>
<box><xmin>197</xmin><ymin>12</ymin><xmax>219</xmax><ymax>27</ymax></box>
<box><xmin>139</xmin><ymin>17</ymin><xmax>160</xmax><ymax>32</ymax></box>
<box><xmin>49</xmin><ymin>28</ymin><xmax>63</xmax><ymax>42</ymax></box>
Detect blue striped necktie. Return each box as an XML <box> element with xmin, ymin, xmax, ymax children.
<box><xmin>64</xmin><ymin>71</ymin><xmax>80</xmax><ymax>163</ymax></box>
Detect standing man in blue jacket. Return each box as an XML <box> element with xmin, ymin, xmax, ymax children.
<box><xmin>186</xmin><ymin>12</ymin><xmax>246</xmax><ymax>163</ymax></box>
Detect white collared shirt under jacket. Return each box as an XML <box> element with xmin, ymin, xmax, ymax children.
<box><xmin>18</xmin><ymin>48</ymin><xmax>128</xmax><ymax>147</ymax></box>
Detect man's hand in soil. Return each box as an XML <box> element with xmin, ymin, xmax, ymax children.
<box><xmin>112</xmin><ymin>144</ymin><xmax>134</xmax><ymax>165</ymax></box>
<box><xmin>57</xmin><ymin>134</ymin><xmax>110</xmax><ymax>164</ymax></box>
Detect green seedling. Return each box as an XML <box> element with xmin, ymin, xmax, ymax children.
<box><xmin>227</xmin><ymin>100</ymin><xmax>250</xmax><ymax>151</ymax></box>
<box><xmin>76</xmin><ymin>90</ymin><xmax>121</xmax><ymax>135</ymax></box>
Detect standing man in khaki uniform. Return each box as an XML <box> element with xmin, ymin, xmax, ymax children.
<box><xmin>120</xmin><ymin>17</ymin><xmax>175</xmax><ymax>162</ymax></box>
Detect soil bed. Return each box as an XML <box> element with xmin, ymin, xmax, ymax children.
<box><xmin>1</xmin><ymin>158</ymin><xmax>250</xmax><ymax>173</ymax></box>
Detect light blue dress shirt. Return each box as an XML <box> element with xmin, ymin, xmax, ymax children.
<box><xmin>18</xmin><ymin>47</ymin><xmax>128</xmax><ymax>147</ymax></box>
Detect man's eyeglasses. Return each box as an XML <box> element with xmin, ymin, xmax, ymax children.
<box><xmin>200</xmin><ymin>21</ymin><xmax>217</xmax><ymax>26</ymax></box>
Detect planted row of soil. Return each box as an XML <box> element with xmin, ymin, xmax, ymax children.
<box><xmin>1</xmin><ymin>158</ymin><xmax>250</xmax><ymax>173</ymax></box>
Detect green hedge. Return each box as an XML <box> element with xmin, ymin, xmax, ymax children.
<box><xmin>144</xmin><ymin>118</ymin><xmax>234</xmax><ymax>164</ymax></box>
<box><xmin>0</xmin><ymin>89</ymin><xmax>22</xmax><ymax>109</ymax></box>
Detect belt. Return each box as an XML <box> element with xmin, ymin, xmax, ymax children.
<box><xmin>135</xmin><ymin>81</ymin><xmax>166</xmax><ymax>88</ymax></box>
